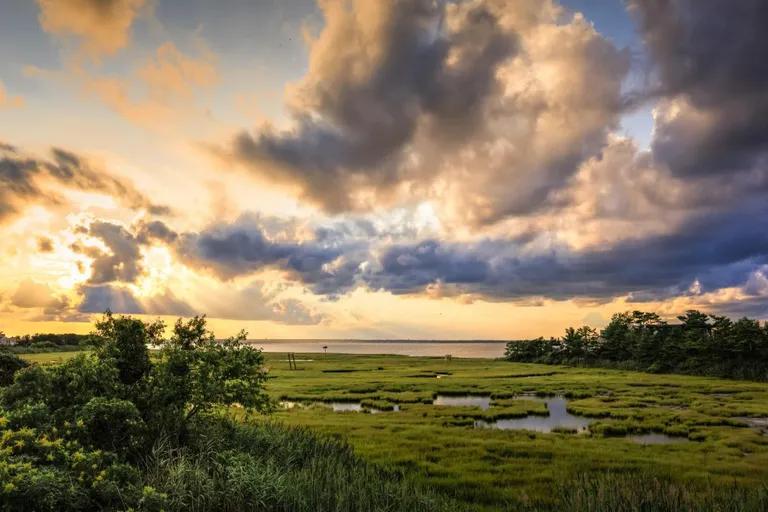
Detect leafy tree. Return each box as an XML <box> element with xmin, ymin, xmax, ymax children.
<box><xmin>0</xmin><ymin>352</ymin><xmax>28</xmax><ymax>386</ymax></box>
<box><xmin>0</xmin><ymin>313</ymin><xmax>269</xmax><ymax>510</ymax></box>
<box><xmin>505</xmin><ymin>309</ymin><xmax>768</xmax><ymax>380</ymax></box>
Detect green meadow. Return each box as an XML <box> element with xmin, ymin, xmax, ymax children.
<box><xmin>16</xmin><ymin>348</ymin><xmax>768</xmax><ymax>510</ymax></box>
<box><xmin>19</xmin><ymin>350</ymin><xmax>88</xmax><ymax>365</ymax></box>
<box><xmin>261</xmin><ymin>352</ymin><xmax>768</xmax><ymax>510</ymax></box>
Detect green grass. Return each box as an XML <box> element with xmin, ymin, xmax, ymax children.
<box><xmin>141</xmin><ymin>418</ymin><xmax>465</xmax><ymax>512</ymax></box>
<box><xmin>260</xmin><ymin>352</ymin><xmax>768</xmax><ymax>510</ymax></box>
<box><xmin>19</xmin><ymin>350</ymin><xmax>88</xmax><ymax>365</ymax></box>
<box><xmin>19</xmin><ymin>350</ymin><xmax>768</xmax><ymax>510</ymax></box>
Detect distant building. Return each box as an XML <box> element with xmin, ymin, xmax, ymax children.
<box><xmin>0</xmin><ymin>332</ymin><xmax>16</xmax><ymax>346</ymax></box>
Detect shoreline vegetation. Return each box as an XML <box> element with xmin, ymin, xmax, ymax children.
<box><xmin>505</xmin><ymin>310</ymin><xmax>768</xmax><ymax>381</ymax></box>
<box><xmin>3</xmin><ymin>313</ymin><xmax>768</xmax><ymax>510</ymax></box>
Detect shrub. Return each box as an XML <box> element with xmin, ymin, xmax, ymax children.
<box><xmin>0</xmin><ymin>352</ymin><xmax>28</xmax><ymax>387</ymax></box>
<box><xmin>0</xmin><ymin>314</ymin><xmax>270</xmax><ymax>511</ymax></box>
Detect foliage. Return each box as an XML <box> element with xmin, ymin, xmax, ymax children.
<box><xmin>0</xmin><ymin>352</ymin><xmax>28</xmax><ymax>387</ymax></box>
<box><xmin>0</xmin><ymin>313</ymin><xmax>270</xmax><ymax>511</ymax></box>
<box><xmin>11</xmin><ymin>333</ymin><xmax>97</xmax><ymax>349</ymax></box>
<box><xmin>505</xmin><ymin>310</ymin><xmax>768</xmax><ymax>380</ymax></box>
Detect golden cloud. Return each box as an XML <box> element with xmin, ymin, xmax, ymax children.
<box><xmin>36</xmin><ymin>0</ymin><xmax>146</xmax><ymax>59</ymax></box>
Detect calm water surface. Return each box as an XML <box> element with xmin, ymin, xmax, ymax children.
<box><xmin>251</xmin><ymin>340</ymin><xmax>507</xmax><ymax>358</ymax></box>
<box><xmin>476</xmin><ymin>396</ymin><xmax>592</xmax><ymax>433</ymax></box>
<box><xmin>433</xmin><ymin>395</ymin><xmax>492</xmax><ymax>410</ymax></box>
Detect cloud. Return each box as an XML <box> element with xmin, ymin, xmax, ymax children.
<box><xmin>158</xmin><ymin>200</ymin><xmax>768</xmax><ymax>305</ymax></box>
<box><xmin>203</xmin><ymin>281</ymin><xmax>325</xmax><ymax>325</ymax></box>
<box><xmin>82</xmin><ymin>41</ymin><xmax>218</xmax><ymax>127</ymax></box>
<box><xmin>0</xmin><ymin>143</ymin><xmax>169</xmax><ymax>224</ymax></box>
<box><xmin>76</xmin><ymin>284</ymin><xmax>199</xmax><ymax>317</ymax></box>
<box><xmin>629</xmin><ymin>0</ymin><xmax>768</xmax><ymax>181</ymax></box>
<box><xmin>6</xmin><ymin>279</ymin><xmax>85</xmax><ymax>322</ymax></box>
<box><xmin>36</xmin><ymin>0</ymin><xmax>146</xmax><ymax>59</ymax></box>
<box><xmin>11</xmin><ymin>280</ymin><xmax>68</xmax><ymax>310</ymax></box>
<box><xmin>223</xmin><ymin>0</ymin><xmax>628</xmax><ymax>225</ymax></box>
<box><xmin>37</xmin><ymin>237</ymin><xmax>54</xmax><ymax>253</ymax></box>
<box><xmin>363</xmin><ymin>200</ymin><xmax>768</xmax><ymax>302</ymax></box>
<box><xmin>66</xmin><ymin>218</ymin><xmax>324</xmax><ymax>324</ymax></box>
<box><xmin>78</xmin><ymin>284</ymin><xmax>144</xmax><ymax>314</ymax></box>
<box><xmin>137</xmin><ymin>42</ymin><xmax>218</xmax><ymax>101</ymax></box>
<box><xmin>174</xmin><ymin>214</ymin><xmax>364</xmax><ymax>296</ymax></box>
<box><xmin>0</xmin><ymin>81</ymin><xmax>24</xmax><ymax>109</ymax></box>
<box><xmin>135</xmin><ymin>219</ymin><xmax>178</xmax><ymax>244</ymax></box>
<box><xmin>74</xmin><ymin>221</ymin><xmax>144</xmax><ymax>284</ymax></box>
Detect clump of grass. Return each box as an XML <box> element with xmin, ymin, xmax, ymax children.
<box><xmin>360</xmin><ymin>399</ymin><xmax>397</xmax><ymax>411</ymax></box>
<box><xmin>543</xmin><ymin>472</ymin><xmax>768</xmax><ymax>512</ymax></box>
<box><xmin>142</xmin><ymin>419</ymin><xmax>466</xmax><ymax>512</ymax></box>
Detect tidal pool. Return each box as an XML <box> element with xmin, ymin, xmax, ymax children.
<box><xmin>433</xmin><ymin>394</ymin><xmax>491</xmax><ymax>410</ymax></box>
<box><xmin>330</xmin><ymin>402</ymin><xmax>363</xmax><ymax>412</ymax></box>
<box><xmin>475</xmin><ymin>396</ymin><xmax>591</xmax><ymax>433</ymax></box>
<box><xmin>290</xmin><ymin>401</ymin><xmax>401</xmax><ymax>413</ymax></box>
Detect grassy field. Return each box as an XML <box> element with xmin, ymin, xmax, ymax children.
<box><xmin>18</xmin><ymin>349</ymin><xmax>768</xmax><ymax>509</ymax></box>
<box><xmin>260</xmin><ymin>352</ymin><xmax>768</xmax><ymax>510</ymax></box>
<box><xmin>19</xmin><ymin>349</ymin><xmax>88</xmax><ymax>365</ymax></box>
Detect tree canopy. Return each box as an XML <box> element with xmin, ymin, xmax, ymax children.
<box><xmin>0</xmin><ymin>313</ymin><xmax>269</xmax><ymax>510</ymax></box>
<box><xmin>505</xmin><ymin>310</ymin><xmax>768</xmax><ymax>380</ymax></box>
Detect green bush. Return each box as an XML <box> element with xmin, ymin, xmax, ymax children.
<box><xmin>0</xmin><ymin>313</ymin><xmax>270</xmax><ymax>510</ymax></box>
<box><xmin>0</xmin><ymin>352</ymin><xmax>28</xmax><ymax>386</ymax></box>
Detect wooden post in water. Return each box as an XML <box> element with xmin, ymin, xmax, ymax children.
<box><xmin>287</xmin><ymin>353</ymin><xmax>297</xmax><ymax>370</ymax></box>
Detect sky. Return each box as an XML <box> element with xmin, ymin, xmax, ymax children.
<box><xmin>1</xmin><ymin>0</ymin><xmax>767</xmax><ymax>340</ymax></box>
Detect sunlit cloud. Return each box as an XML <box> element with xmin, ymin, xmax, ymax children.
<box><xmin>0</xmin><ymin>81</ymin><xmax>25</xmax><ymax>109</ymax></box>
<box><xmin>36</xmin><ymin>0</ymin><xmax>147</xmax><ymax>60</ymax></box>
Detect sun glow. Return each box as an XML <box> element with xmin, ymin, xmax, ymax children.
<box><xmin>133</xmin><ymin>245</ymin><xmax>175</xmax><ymax>297</ymax></box>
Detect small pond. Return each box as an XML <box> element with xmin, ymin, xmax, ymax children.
<box><xmin>326</xmin><ymin>401</ymin><xmax>400</xmax><ymax>413</ymax></box>
<box><xmin>330</xmin><ymin>402</ymin><xmax>363</xmax><ymax>412</ymax></box>
<box><xmin>433</xmin><ymin>394</ymin><xmax>491</xmax><ymax>410</ymax></box>
<box><xmin>281</xmin><ymin>401</ymin><xmax>401</xmax><ymax>414</ymax></box>
<box><xmin>475</xmin><ymin>396</ymin><xmax>591</xmax><ymax>433</ymax></box>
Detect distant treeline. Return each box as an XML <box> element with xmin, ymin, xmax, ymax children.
<box><xmin>9</xmin><ymin>333</ymin><xmax>97</xmax><ymax>352</ymax></box>
<box><xmin>505</xmin><ymin>310</ymin><xmax>768</xmax><ymax>381</ymax></box>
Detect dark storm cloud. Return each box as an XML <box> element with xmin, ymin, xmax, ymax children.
<box><xmin>135</xmin><ymin>219</ymin><xmax>178</xmax><ymax>244</ymax></box>
<box><xmin>629</xmin><ymin>0</ymin><xmax>768</xmax><ymax>179</ymax></box>
<box><xmin>78</xmin><ymin>284</ymin><xmax>144</xmax><ymax>314</ymax></box>
<box><xmin>77</xmin><ymin>284</ymin><xmax>196</xmax><ymax>317</ymax></box>
<box><xmin>630</xmin><ymin>0</ymin><xmax>768</xmax><ymax>105</ymax></box>
<box><xmin>74</xmin><ymin>221</ymin><xmax>144</xmax><ymax>284</ymax></box>
<box><xmin>364</xmin><ymin>202</ymin><xmax>768</xmax><ymax>301</ymax></box>
<box><xmin>165</xmin><ymin>201</ymin><xmax>768</xmax><ymax>303</ymax></box>
<box><xmin>175</xmin><ymin>215</ymin><xmax>364</xmax><ymax>296</ymax></box>
<box><xmin>0</xmin><ymin>143</ymin><xmax>169</xmax><ymax>223</ymax></box>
